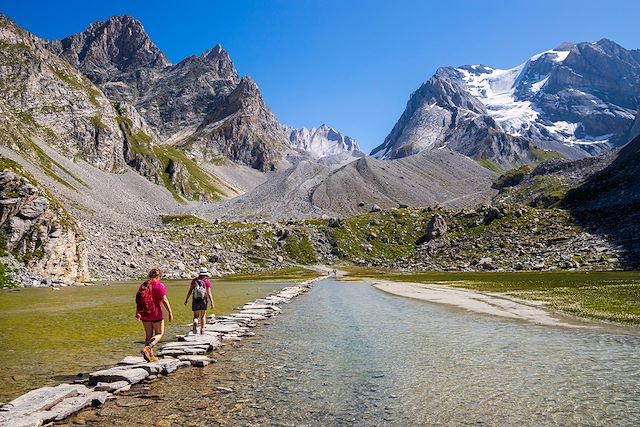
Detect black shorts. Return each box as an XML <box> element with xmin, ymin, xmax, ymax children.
<box><xmin>192</xmin><ymin>298</ymin><xmax>208</xmax><ymax>311</ymax></box>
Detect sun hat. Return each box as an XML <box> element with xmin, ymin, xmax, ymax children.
<box><xmin>197</xmin><ymin>268</ymin><xmax>211</xmax><ymax>277</ymax></box>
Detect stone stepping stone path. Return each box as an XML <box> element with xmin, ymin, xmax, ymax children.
<box><xmin>0</xmin><ymin>278</ymin><xmax>318</xmax><ymax>426</ymax></box>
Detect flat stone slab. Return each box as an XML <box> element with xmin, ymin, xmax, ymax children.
<box><xmin>243</xmin><ymin>304</ymin><xmax>281</xmax><ymax>311</ymax></box>
<box><xmin>156</xmin><ymin>348</ymin><xmax>188</xmax><ymax>357</ymax></box>
<box><xmin>0</xmin><ymin>383</ymin><xmax>89</xmax><ymax>415</ymax></box>
<box><xmin>177</xmin><ymin>355</ymin><xmax>213</xmax><ymax>367</ymax></box>
<box><xmin>0</xmin><ymin>385</ymin><xmax>103</xmax><ymax>427</ymax></box>
<box><xmin>111</xmin><ymin>358</ymin><xmax>179</xmax><ymax>375</ymax></box>
<box><xmin>185</xmin><ymin>330</ymin><xmax>221</xmax><ymax>338</ymax></box>
<box><xmin>231</xmin><ymin>313</ymin><xmax>267</xmax><ymax>321</ymax></box>
<box><xmin>47</xmin><ymin>391</ymin><xmax>108</xmax><ymax>421</ymax></box>
<box><xmin>161</xmin><ymin>342</ymin><xmax>211</xmax><ymax>351</ymax></box>
<box><xmin>89</xmin><ymin>368</ymin><xmax>149</xmax><ymax>386</ymax></box>
<box><xmin>118</xmin><ymin>356</ymin><xmax>146</xmax><ymax>366</ymax></box>
<box><xmin>0</xmin><ymin>412</ymin><xmax>47</xmax><ymax>427</ymax></box>
<box><xmin>240</xmin><ymin>309</ymin><xmax>274</xmax><ymax>316</ymax></box>
<box><xmin>181</xmin><ymin>335</ymin><xmax>220</xmax><ymax>346</ymax></box>
<box><xmin>199</xmin><ymin>323</ymin><xmax>240</xmax><ymax>333</ymax></box>
<box><xmin>94</xmin><ymin>381</ymin><xmax>129</xmax><ymax>393</ymax></box>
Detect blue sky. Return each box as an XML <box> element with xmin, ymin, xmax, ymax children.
<box><xmin>2</xmin><ymin>0</ymin><xmax>639</xmax><ymax>153</ymax></box>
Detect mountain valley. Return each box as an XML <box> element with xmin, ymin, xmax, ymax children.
<box><xmin>1</xmin><ymin>14</ymin><xmax>639</xmax><ymax>286</ymax></box>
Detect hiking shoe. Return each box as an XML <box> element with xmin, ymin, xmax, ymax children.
<box><xmin>149</xmin><ymin>348</ymin><xmax>159</xmax><ymax>363</ymax></box>
<box><xmin>141</xmin><ymin>346</ymin><xmax>153</xmax><ymax>362</ymax></box>
<box><xmin>192</xmin><ymin>319</ymin><xmax>198</xmax><ymax>334</ymax></box>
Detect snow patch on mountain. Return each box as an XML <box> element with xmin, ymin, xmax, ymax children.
<box><xmin>457</xmin><ymin>64</ymin><xmax>539</xmax><ymax>136</ymax></box>
<box><xmin>286</xmin><ymin>124</ymin><xmax>361</xmax><ymax>159</ymax></box>
<box><xmin>454</xmin><ymin>47</ymin><xmax>615</xmax><ymax>146</ymax></box>
<box><xmin>529</xmin><ymin>49</ymin><xmax>570</xmax><ymax>63</ymax></box>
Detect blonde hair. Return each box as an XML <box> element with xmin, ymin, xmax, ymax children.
<box><xmin>148</xmin><ymin>268</ymin><xmax>162</xmax><ymax>280</ymax></box>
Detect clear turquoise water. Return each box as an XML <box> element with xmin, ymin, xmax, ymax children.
<box><xmin>77</xmin><ymin>279</ymin><xmax>640</xmax><ymax>426</ymax></box>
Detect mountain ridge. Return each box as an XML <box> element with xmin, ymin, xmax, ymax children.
<box><xmin>372</xmin><ymin>39</ymin><xmax>640</xmax><ymax>169</ymax></box>
<box><xmin>49</xmin><ymin>15</ymin><xmax>288</xmax><ymax>171</ymax></box>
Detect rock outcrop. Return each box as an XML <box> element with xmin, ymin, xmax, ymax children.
<box><xmin>0</xmin><ymin>159</ymin><xmax>87</xmax><ymax>282</ymax></box>
<box><xmin>0</xmin><ymin>14</ymin><xmax>126</xmax><ymax>172</ymax></box>
<box><xmin>186</xmin><ymin>77</ymin><xmax>289</xmax><ymax>171</ymax></box>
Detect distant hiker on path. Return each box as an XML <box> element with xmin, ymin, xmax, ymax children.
<box><xmin>136</xmin><ymin>268</ymin><xmax>173</xmax><ymax>362</ymax></box>
<box><xmin>184</xmin><ymin>268</ymin><xmax>214</xmax><ymax>335</ymax></box>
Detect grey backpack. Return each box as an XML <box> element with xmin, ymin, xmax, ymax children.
<box><xmin>193</xmin><ymin>280</ymin><xmax>207</xmax><ymax>301</ymax></box>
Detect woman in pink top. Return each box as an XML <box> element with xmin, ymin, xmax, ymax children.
<box><xmin>184</xmin><ymin>268</ymin><xmax>214</xmax><ymax>335</ymax></box>
<box><xmin>136</xmin><ymin>268</ymin><xmax>173</xmax><ymax>362</ymax></box>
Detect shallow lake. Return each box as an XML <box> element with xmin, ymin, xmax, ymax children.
<box><xmin>0</xmin><ymin>279</ymin><xmax>289</xmax><ymax>402</ymax></box>
<box><xmin>69</xmin><ymin>279</ymin><xmax>640</xmax><ymax>426</ymax></box>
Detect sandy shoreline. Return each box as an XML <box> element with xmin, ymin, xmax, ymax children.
<box><xmin>371</xmin><ymin>280</ymin><xmax>581</xmax><ymax>327</ymax></box>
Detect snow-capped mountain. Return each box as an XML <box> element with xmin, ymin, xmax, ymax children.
<box><xmin>372</xmin><ymin>39</ymin><xmax>640</xmax><ymax>168</ymax></box>
<box><xmin>287</xmin><ymin>124</ymin><xmax>362</xmax><ymax>159</ymax></box>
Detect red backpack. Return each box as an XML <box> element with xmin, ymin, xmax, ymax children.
<box><xmin>136</xmin><ymin>281</ymin><xmax>155</xmax><ymax>317</ymax></box>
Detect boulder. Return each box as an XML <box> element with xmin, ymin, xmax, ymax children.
<box><xmin>328</xmin><ymin>218</ymin><xmax>343</xmax><ymax>228</ymax></box>
<box><xmin>17</xmin><ymin>197</ymin><xmax>49</xmax><ymax>220</ymax></box>
<box><xmin>478</xmin><ymin>257</ymin><xmax>494</xmax><ymax>270</ymax></box>
<box><xmin>426</xmin><ymin>214</ymin><xmax>447</xmax><ymax>240</ymax></box>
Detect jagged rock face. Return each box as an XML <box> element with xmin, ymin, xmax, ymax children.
<box><xmin>373</xmin><ymin>39</ymin><xmax>640</xmax><ymax>166</ymax></box>
<box><xmin>49</xmin><ymin>17</ymin><xmax>240</xmax><ymax>139</ymax></box>
<box><xmin>187</xmin><ymin>77</ymin><xmax>289</xmax><ymax>171</ymax></box>
<box><xmin>629</xmin><ymin>109</ymin><xmax>640</xmax><ymax>142</ymax></box>
<box><xmin>566</xmin><ymin>135</ymin><xmax>640</xmax><ymax>210</ymax></box>
<box><xmin>286</xmin><ymin>124</ymin><xmax>361</xmax><ymax>159</ymax></box>
<box><xmin>102</xmin><ymin>46</ymin><xmax>239</xmax><ymax>138</ymax></box>
<box><xmin>48</xmin><ymin>15</ymin><xmax>170</xmax><ymax>83</ymax></box>
<box><xmin>0</xmin><ymin>167</ymin><xmax>88</xmax><ymax>281</ymax></box>
<box><xmin>0</xmin><ymin>15</ymin><xmax>126</xmax><ymax>171</ymax></box>
<box><xmin>49</xmin><ymin>16</ymin><xmax>288</xmax><ymax>171</ymax></box>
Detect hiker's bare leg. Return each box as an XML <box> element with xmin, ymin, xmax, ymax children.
<box><xmin>147</xmin><ymin>320</ymin><xmax>165</xmax><ymax>347</ymax></box>
<box><xmin>192</xmin><ymin>309</ymin><xmax>205</xmax><ymax>333</ymax></box>
<box><xmin>142</xmin><ymin>321</ymin><xmax>154</xmax><ymax>345</ymax></box>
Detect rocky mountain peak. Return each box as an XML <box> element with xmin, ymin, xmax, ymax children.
<box><xmin>49</xmin><ymin>14</ymin><xmax>169</xmax><ymax>82</ymax></box>
<box><xmin>554</xmin><ymin>42</ymin><xmax>576</xmax><ymax>51</ymax></box>
<box><xmin>595</xmin><ymin>38</ymin><xmax>625</xmax><ymax>52</ymax></box>
<box><xmin>198</xmin><ymin>76</ymin><xmax>267</xmax><ymax>128</ymax></box>
<box><xmin>203</xmin><ymin>43</ymin><xmax>224</xmax><ymax>59</ymax></box>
